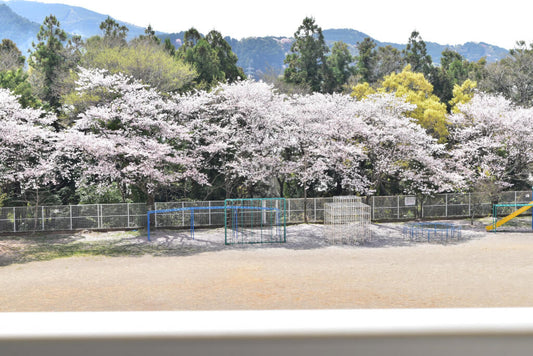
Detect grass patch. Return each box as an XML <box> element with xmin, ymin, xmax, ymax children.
<box><xmin>0</xmin><ymin>230</ymin><xmax>209</xmax><ymax>267</ymax></box>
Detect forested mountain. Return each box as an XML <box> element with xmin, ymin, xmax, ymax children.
<box><xmin>0</xmin><ymin>0</ymin><xmax>509</xmax><ymax>77</ymax></box>
<box><xmin>225</xmin><ymin>29</ymin><xmax>509</xmax><ymax>77</ymax></box>
<box><xmin>3</xmin><ymin>0</ymin><xmax>146</xmax><ymax>39</ymax></box>
<box><xmin>0</xmin><ymin>4</ymin><xmax>39</xmax><ymax>54</ymax></box>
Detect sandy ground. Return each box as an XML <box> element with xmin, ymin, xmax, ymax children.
<box><xmin>1</xmin><ymin>222</ymin><xmax>533</xmax><ymax>312</ymax></box>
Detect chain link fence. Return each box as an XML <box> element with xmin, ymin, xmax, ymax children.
<box><xmin>1</xmin><ymin>190</ymin><xmax>531</xmax><ymax>234</ymax></box>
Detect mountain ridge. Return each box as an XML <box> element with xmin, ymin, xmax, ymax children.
<box><xmin>0</xmin><ymin>0</ymin><xmax>510</xmax><ymax>76</ymax></box>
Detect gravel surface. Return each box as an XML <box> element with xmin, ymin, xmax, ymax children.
<box><xmin>0</xmin><ymin>220</ymin><xmax>532</xmax><ymax>312</ymax></box>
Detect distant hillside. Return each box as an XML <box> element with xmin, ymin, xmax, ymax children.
<box><xmin>222</xmin><ymin>29</ymin><xmax>509</xmax><ymax>78</ymax></box>
<box><xmin>3</xmin><ymin>0</ymin><xmax>146</xmax><ymax>39</ymax></box>
<box><xmin>321</xmin><ymin>29</ymin><xmax>508</xmax><ymax>64</ymax></box>
<box><xmin>0</xmin><ymin>0</ymin><xmax>510</xmax><ymax>78</ymax></box>
<box><xmin>0</xmin><ymin>3</ymin><xmax>40</xmax><ymax>54</ymax></box>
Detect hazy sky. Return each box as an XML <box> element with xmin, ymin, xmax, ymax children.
<box><xmin>17</xmin><ymin>0</ymin><xmax>533</xmax><ymax>49</ymax></box>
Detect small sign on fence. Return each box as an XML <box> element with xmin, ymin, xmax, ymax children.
<box><xmin>405</xmin><ymin>197</ymin><xmax>416</xmax><ymax>206</ymax></box>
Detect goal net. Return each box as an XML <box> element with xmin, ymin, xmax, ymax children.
<box><xmin>224</xmin><ymin>198</ymin><xmax>286</xmax><ymax>245</ymax></box>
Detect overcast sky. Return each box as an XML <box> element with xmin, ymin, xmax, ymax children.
<box><xmin>18</xmin><ymin>0</ymin><xmax>533</xmax><ymax>49</ymax></box>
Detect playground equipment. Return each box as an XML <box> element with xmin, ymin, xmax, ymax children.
<box><xmin>403</xmin><ymin>222</ymin><xmax>462</xmax><ymax>243</ymax></box>
<box><xmin>224</xmin><ymin>198</ymin><xmax>286</xmax><ymax>245</ymax></box>
<box><xmin>486</xmin><ymin>187</ymin><xmax>533</xmax><ymax>232</ymax></box>
<box><xmin>147</xmin><ymin>198</ymin><xmax>286</xmax><ymax>245</ymax></box>
<box><xmin>323</xmin><ymin>196</ymin><xmax>371</xmax><ymax>244</ymax></box>
<box><xmin>486</xmin><ymin>202</ymin><xmax>533</xmax><ymax>231</ymax></box>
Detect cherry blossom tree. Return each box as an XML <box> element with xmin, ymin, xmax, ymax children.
<box><xmin>66</xmin><ymin>68</ymin><xmax>207</xmax><ymax>208</ymax></box>
<box><xmin>175</xmin><ymin>81</ymin><xmax>462</xmax><ymax>211</ymax></box>
<box><xmin>281</xmin><ymin>92</ymin><xmax>369</xmax><ymax>197</ymax></box>
<box><xmin>354</xmin><ymin>93</ymin><xmax>464</xmax><ymax>197</ymax></box>
<box><xmin>0</xmin><ymin>89</ymin><xmax>59</xmax><ymax>206</ymax></box>
<box><xmin>174</xmin><ymin>80</ymin><xmax>287</xmax><ymax>198</ymax></box>
<box><xmin>448</xmin><ymin>92</ymin><xmax>533</xmax><ymax>193</ymax></box>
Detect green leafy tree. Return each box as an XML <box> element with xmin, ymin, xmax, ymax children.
<box><xmin>0</xmin><ymin>188</ymin><xmax>6</xmax><ymax>207</ymax></box>
<box><xmin>0</xmin><ymin>39</ymin><xmax>25</xmax><ymax>71</ymax></box>
<box><xmin>403</xmin><ymin>30</ymin><xmax>433</xmax><ymax>76</ymax></box>
<box><xmin>480</xmin><ymin>40</ymin><xmax>533</xmax><ymax>106</ymax></box>
<box><xmin>283</xmin><ymin>17</ymin><xmax>330</xmax><ymax>92</ymax></box>
<box><xmin>81</xmin><ymin>20</ymin><xmax>195</xmax><ymax>94</ymax></box>
<box><xmin>431</xmin><ymin>49</ymin><xmax>471</xmax><ymax>108</ymax></box>
<box><xmin>0</xmin><ymin>69</ymin><xmax>41</xmax><ymax>108</ymax></box>
<box><xmin>467</xmin><ymin>57</ymin><xmax>488</xmax><ymax>84</ymax></box>
<box><xmin>99</xmin><ymin>16</ymin><xmax>128</xmax><ymax>47</ymax></box>
<box><xmin>28</xmin><ymin>15</ymin><xmax>68</xmax><ymax>110</ymax></box>
<box><xmin>83</xmin><ymin>18</ymin><xmax>128</xmax><ymax>67</ymax></box>
<box><xmin>163</xmin><ymin>38</ymin><xmax>176</xmax><ymax>56</ymax></box>
<box><xmin>325</xmin><ymin>41</ymin><xmax>354</xmax><ymax>92</ymax></box>
<box><xmin>135</xmin><ymin>24</ymin><xmax>160</xmax><ymax>45</ymax></box>
<box><xmin>205</xmin><ymin>30</ymin><xmax>245</xmax><ymax>82</ymax></box>
<box><xmin>80</xmin><ymin>41</ymin><xmax>196</xmax><ymax>93</ymax></box>
<box><xmin>355</xmin><ymin>37</ymin><xmax>377</xmax><ymax>83</ymax></box>
<box><xmin>375</xmin><ymin>45</ymin><xmax>404</xmax><ymax>79</ymax></box>
<box><xmin>182</xmin><ymin>28</ymin><xmax>202</xmax><ymax>48</ymax></box>
<box><xmin>182</xmin><ymin>38</ymin><xmax>223</xmax><ymax>89</ymax></box>
<box><xmin>440</xmin><ymin>49</ymin><xmax>467</xmax><ymax>77</ymax></box>
<box><xmin>178</xmin><ymin>28</ymin><xmax>244</xmax><ymax>89</ymax></box>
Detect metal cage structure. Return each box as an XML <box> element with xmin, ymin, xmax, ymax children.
<box><xmin>323</xmin><ymin>196</ymin><xmax>371</xmax><ymax>244</ymax></box>
<box><xmin>402</xmin><ymin>222</ymin><xmax>462</xmax><ymax>243</ymax></box>
<box><xmin>224</xmin><ymin>198</ymin><xmax>286</xmax><ymax>245</ymax></box>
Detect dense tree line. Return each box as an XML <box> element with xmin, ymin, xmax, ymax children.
<box><xmin>0</xmin><ymin>15</ymin><xmax>532</xmax><ymax>209</ymax></box>
<box><xmin>279</xmin><ymin>17</ymin><xmax>533</xmax><ymax>108</ymax></box>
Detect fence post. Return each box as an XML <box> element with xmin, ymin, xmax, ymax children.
<box><xmin>397</xmin><ymin>196</ymin><xmax>400</xmax><ymax>220</ymax></box>
<box><xmin>154</xmin><ymin>202</ymin><xmax>158</xmax><ymax>228</ymax></box>
<box><xmin>314</xmin><ymin>198</ymin><xmax>317</xmax><ymax>222</ymax></box>
<box><xmin>98</xmin><ymin>204</ymin><xmax>102</xmax><ymax>229</ymax></box>
<box><xmin>445</xmin><ymin>193</ymin><xmax>448</xmax><ymax>217</ymax></box>
<box><xmin>288</xmin><ymin>199</ymin><xmax>291</xmax><ymax>224</ymax></box>
<box><xmin>468</xmin><ymin>193</ymin><xmax>471</xmax><ymax>217</ymax></box>
<box><xmin>182</xmin><ymin>202</ymin><xmax>185</xmax><ymax>227</ymax></box>
<box><xmin>42</xmin><ymin>206</ymin><xmax>45</xmax><ymax>231</ymax></box>
<box><xmin>127</xmin><ymin>203</ymin><xmax>130</xmax><ymax>228</ymax></box>
<box><xmin>372</xmin><ymin>196</ymin><xmax>375</xmax><ymax>221</ymax></box>
<box><xmin>69</xmin><ymin>205</ymin><xmax>73</xmax><ymax>230</ymax></box>
<box><xmin>209</xmin><ymin>201</ymin><xmax>212</xmax><ymax>226</ymax></box>
<box><xmin>13</xmin><ymin>207</ymin><xmax>16</xmax><ymax>233</ymax></box>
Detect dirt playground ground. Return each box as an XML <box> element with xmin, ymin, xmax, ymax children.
<box><xmin>0</xmin><ymin>220</ymin><xmax>532</xmax><ymax>312</ymax></box>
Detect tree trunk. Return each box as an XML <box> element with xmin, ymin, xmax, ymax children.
<box><xmin>33</xmin><ymin>188</ymin><xmax>40</xmax><ymax>231</ymax></box>
<box><xmin>303</xmin><ymin>184</ymin><xmax>308</xmax><ymax>224</ymax></box>
<box><xmin>277</xmin><ymin>177</ymin><xmax>286</xmax><ymax>198</ymax></box>
<box><xmin>303</xmin><ymin>152</ymin><xmax>308</xmax><ymax>224</ymax></box>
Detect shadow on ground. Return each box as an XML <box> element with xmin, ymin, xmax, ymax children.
<box><xmin>0</xmin><ymin>222</ymin><xmax>488</xmax><ymax>267</ymax></box>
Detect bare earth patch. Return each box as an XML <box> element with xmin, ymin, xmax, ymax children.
<box><xmin>0</xmin><ymin>220</ymin><xmax>532</xmax><ymax>312</ymax></box>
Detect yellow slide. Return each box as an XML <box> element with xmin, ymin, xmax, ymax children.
<box><xmin>486</xmin><ymin>201</ymin><xmax>533</xmax><ymax>231</ymax></box>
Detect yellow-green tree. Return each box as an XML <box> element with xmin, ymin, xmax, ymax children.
<box><xmin>350</xmin><ymin>82</ymin><xmax>375</xmax><ymax>100</ymax></box>
<box><xmin>352</xmin><ymin>65</ymin><xmax>449</xmax><ymax>142</ymax></box>
<box><xmin>449</xmin><ymin>79</ymin><xmax>477</xmax><ymax>113</ymax></box>
<box><xmin>82</xmin><ymin>40</ymin><xmax>196</xmax><ymax>93</ymax></box>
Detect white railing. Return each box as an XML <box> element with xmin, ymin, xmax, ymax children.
<box><xmin>1</xmin><ymin>309</ymin><xmax>533</xmax><ymax>355</ymax></box>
